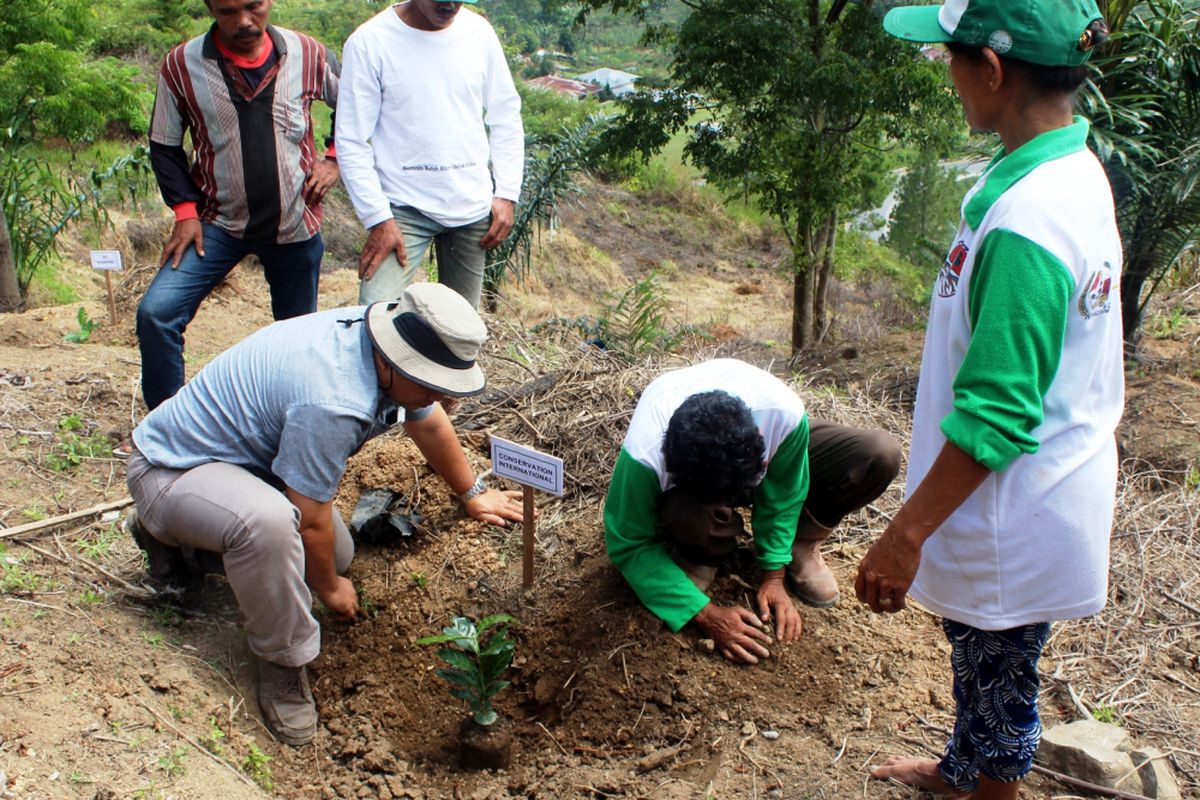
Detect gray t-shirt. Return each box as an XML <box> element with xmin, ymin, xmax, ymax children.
<box><xmin>134</xmin><ymin>306</ymin><xmax>432</xmax><ymax>503</ymax></box>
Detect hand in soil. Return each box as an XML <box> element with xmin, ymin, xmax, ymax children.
<box><xmin>756</xmin><ymin>571</ymin><xmax>802</xmax><ymax>642</ymax></box>
<box><xmin>464</xmin><ymin>488</ymin><xmax>527</xmax><ymax>527</ymax></box>
<box><xmin>694</xmin><ymin>603</ymin><xmax>774</xmax><ymax>664</ymax></box>
<box><xmin>319</xmin><ymin>576</ymin><xmax>363</xmax><ymax>622</ymax></box>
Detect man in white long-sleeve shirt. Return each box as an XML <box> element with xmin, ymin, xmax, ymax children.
<box><xmin>336</xmin><ymin>0</ymin><xmax>524</xmax><ymax>308</ymax></box>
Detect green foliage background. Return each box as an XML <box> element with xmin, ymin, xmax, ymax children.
<box><xmin>10</xmin><ymin>0</ymin><xmax>1194</xmax><ymax>349</ymax></box>
<box><xmin>0</xmin><ymin>0</ymin><xmax>154</xmax><ymax>142</ymax></box>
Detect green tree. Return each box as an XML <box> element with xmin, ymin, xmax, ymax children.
<box><xmin>0</xmin><ymin>0</ymin><xmax>153</xmax><ymax>142</ymax></box>
<box><xmin>886</xmin><ymin>149</ymin><xmax>969</xmax><ymax>268</ymax></box>
<box><xmin>591</xmin><ymin>0</ymin><xmax>958</xmax><ymax>352</ymax></box>
<box><xmin>0</xmin><ymin>133</ymin><xmax>152</xmax><ymax>310</ymax></box>
<box><xmin>1084</xmin><ymin>0</ymin><xmax>1200</xmax><ymax>349</ymax></box>
<box><xmin>0</xmin><ymin>0</ymin><xmax>95</xmax><ymax>54</ymax></box>
<box><xmin>0</xmin><ymin>44</ymin><xmax>150</xmax><ymax>140</ymax></box>
<box><xmin>92</xmin><ymin>0</ymin><xmax>198</xmax><ymax>56</ymax></box>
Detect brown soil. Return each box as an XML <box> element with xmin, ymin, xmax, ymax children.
<box><xmin>0</xmin><ymin>183</ymin><xmax>1197</xmax><ymax>799</ymax></box>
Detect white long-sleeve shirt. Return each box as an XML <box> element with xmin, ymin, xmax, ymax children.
<box><xmin>336</xmin><ymin>4</ymin><xmax>524</xmax><ymax>229</ymax></box>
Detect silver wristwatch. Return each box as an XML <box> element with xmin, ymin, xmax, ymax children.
<box><xmin>457</xmin><ymin>476</ymin><xmax>487</xmax><ymax>504</ymax></box>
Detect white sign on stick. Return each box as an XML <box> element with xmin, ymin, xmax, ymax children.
<box><xmin>90</xmin><ymin>250</ymin><xmax>124</xmax><ymax>271</ymax></box>
<box><xmin>490</xmin><ymin>437</ymin><xmax>564</xmax><ymax>496</ymax></box>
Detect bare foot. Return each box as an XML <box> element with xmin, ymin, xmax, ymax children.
<box><xmin>870</xmin><ymin>756</ymin><xmax>967</xmax><ymax>797</ymax></box>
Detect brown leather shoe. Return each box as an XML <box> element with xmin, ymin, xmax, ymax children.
<box><xmin>257</xmin><ymin>657</ymin><xmax>317</xmax><ymax>746</ymax></box>
<box><xmin>786</xmin><ymin>539</ymin><xmax>839</xmax><ymax>607</ymax></box>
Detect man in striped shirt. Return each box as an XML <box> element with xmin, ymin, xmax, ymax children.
<box><xmin>137</xmin><ymin>0</ymin><xmax>340</xmax><ymax>411</ymax></box>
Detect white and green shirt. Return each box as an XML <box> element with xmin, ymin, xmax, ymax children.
<box><xmin>604</xmin><ymin>360</ymin><xmax>810</xmax><ymax>631</ymax></box>
<box><xmin>909</xmin><ymin>118</ymin><xmax>1124</xmax><ymax>630</ymax></box>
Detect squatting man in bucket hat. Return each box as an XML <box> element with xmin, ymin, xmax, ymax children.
<box><xmin>604</xmin><ymin>359</ymin><xmax>901</xmax><ymax>664</ymax></box>
<box><xmin>124</xmin><ymin>283</ymin><xmax>524</xmax><ymax>745</ymax></box>
<box><xmin>858</xmin><ymin>1</ymin><xmax>1122</xmax><ymax>798</ymax></box>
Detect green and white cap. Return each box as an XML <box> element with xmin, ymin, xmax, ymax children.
<box><xmin>883</xmin><ymin>0</ymin><xmax>1104</xmax><ymax>67</ymax></box>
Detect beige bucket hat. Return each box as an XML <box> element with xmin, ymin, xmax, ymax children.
<box><xmin>365</xmin><ymin>283</ymin><xmax>488</xmax><ymax>397</ymax></box>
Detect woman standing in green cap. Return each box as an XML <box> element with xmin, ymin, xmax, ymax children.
<box><xmin>854</xmin><ymin>1</ymin><xmax>1121</xmax><ymax>798</ymax></box>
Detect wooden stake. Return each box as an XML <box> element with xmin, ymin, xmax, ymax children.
<box><xmin>0</xmin><ymin>497</ymin><xmax>132</xmax><ymax>540</ymax></box>
<box><xmin>104</xmin><ymin>271</ymin><xmax>117</xmax><ymax>325</ymax></box>
<box><xmin>522</xmin><ymin>485</ymin><xmax>535</xmax><ymax>588</ymax></box>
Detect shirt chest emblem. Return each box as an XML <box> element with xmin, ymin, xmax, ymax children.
<box><xmin>937</xmin><ymin>241</ymin><xmax>970</xmax><ymax>299</ymax></box>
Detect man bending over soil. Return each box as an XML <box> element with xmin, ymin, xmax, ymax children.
<box><xmin>604</xmin><ymin>359</ymin><xmax>900</xmax><ymax>664</ymax></box>
<box><xmin>124</xmin><ymin>283</ymin><xmax>524</xmax><ymax>745</ymax></box>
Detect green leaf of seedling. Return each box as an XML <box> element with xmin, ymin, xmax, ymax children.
<box><xmin>435</xmin><ymin>668</ymin><xmax>480</xmax><ymax>690</ymax></box>
<box><xmin>437</xmin><ymin>648</ymin><xmax>476</xmax><ymax>673</ymax></box>
<box><xmin>441</xmin><ymin>617</ymin><xmax>478</xmax><ymax>651</ymax></box>
<box><xmin>414</xmin><ymin>633</ymin><xmax>454</xmax><ymax>646</ymax></box>
<box><xmin>476</xmin><ymin>613</ymin><xmax>516</xmax><ymax>633</ymax></box>
<box><xmin>449</xmin><ymin>686</ymin><xmax>478</xmax><ymax>703</ymax></box>
<box><xmin>480</xmin><ymin>635</ymin><xmax>514</xmax><ymax>658</ymax></box>
<box><xmin>446</xmin><ymin>616</ymin><xmax>476</xmax><ymax>638</ymax></box>
<box><xmin>481</xmin><ymin>657</ymin><xmax>511</xmax><ymax>686</ymax></box>
<box><xmin>418</xmin><ymin>613</ymin><xmax>516</xmax><ymax>720</ymax></box>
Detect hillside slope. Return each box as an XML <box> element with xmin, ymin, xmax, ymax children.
<box><xmin>0</xmin><ymin>182</ymin><xmax>1197</xmax><ymax>798</ymax></box>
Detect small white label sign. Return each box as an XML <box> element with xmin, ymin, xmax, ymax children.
<box><xmin>90</xmin><ymin>250</ymin><xmax>124</xmax><ymax>271</ymax></box>
<box><xmin>490</xmin><ymin>437</ymin><xmax>564</xmax><ymax>496</ymax></box>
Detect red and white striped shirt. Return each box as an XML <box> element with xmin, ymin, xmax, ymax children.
<box><xmin>149</xmin><ymin>25</ymin><xmax>339</xmax><ymax>244</ymax></box>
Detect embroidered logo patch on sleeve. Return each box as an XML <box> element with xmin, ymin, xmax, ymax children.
<box><xmin>1078</xmin><ymin>264</ymin><xmax>1114</xmax><ymax>319</ymax></box>
<box><xmin>937</xmin><ymin>241</ymin><xmax>970</xmax><ymax>298</ymax></box>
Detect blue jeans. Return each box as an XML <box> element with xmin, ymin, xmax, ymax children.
<box><xmin>136</xmin><ymin>223</ymin><xmax>322</xmax><ymax>410</ymax></box>
<box><xmin>357</xmin><ymin>206</ymin><xmax>490</xmax><ymax>309</ymax></box>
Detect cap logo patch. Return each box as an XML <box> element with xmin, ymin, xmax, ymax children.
<box><xmin>988</xmin><ymin>29</ymin><xmax>1013</xmax><ymax>54</ymax></box>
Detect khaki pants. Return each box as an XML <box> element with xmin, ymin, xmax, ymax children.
<box><xmin>126</xmin><ymin>451</ymin><xmax>354</xmax><ymax>667</ymax></box>
<box><xmin>659</xmin><ymin>419</ymin><xmax>901</xmax><ymax>566</ymax></box>
<box><xmin>357</xmin><ymin>206</ymin><xmax>490</xmax><ymax>309</ymax></box>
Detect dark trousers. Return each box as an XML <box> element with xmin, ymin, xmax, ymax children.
<box><xmin>136</xmin><ymin>224</ymin><xmax>323</xmax><ymax>410</ymax></box>
<box><xmin>659</xmin><ymin>419</ymin><xmax>901</xmax><ymax>566</ymax></box>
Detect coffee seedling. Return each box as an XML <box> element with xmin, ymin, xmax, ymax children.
<box><xmin>64</xmin><ymin>307</ymin><xmax>99</xmax><ymax>344</ymax></box>
<box><xmin>415</xmin><ymin>614</ymin><xmax>515</xmax><ymax>726</ymax></box>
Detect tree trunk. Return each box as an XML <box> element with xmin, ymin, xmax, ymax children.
<box><xmin>791</xmin><ymin>263</ymin><xmax>813</xmax><ymax>353</ymax></box>
<box><xmin>1120</xmin><ymin>257</ymin><xmax>1151</xmax><ymax>355</ymax></box>
<box><xmin>791</xmin><ymin>221</ymin><xmax>816</xmax><ymax>353</ymax></box>
<box><xmin>1120</xmin><ymin>204</ymin><xmax>1161</xmax><ymax>352</ymax></box>
<box><xmin>0</xmin><ymin>206</ymin><xmax>20</xmax><ymax>312</ymax></box>
<box><xmin>813</xmin><ymin>208</ymin><xmax>838</xmax><ymax>343</ymax></box>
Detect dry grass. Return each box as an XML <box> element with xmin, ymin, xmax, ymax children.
<box><xmin>1052</xmin><ymin>466</ymin><xmax>1200</xmax><ymax>788</ymax></box>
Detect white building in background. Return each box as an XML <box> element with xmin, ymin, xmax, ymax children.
<box><xmin>575</xmin><ymin>68</ymin><xmax>640</xmax><ymax>97</ymax></box>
